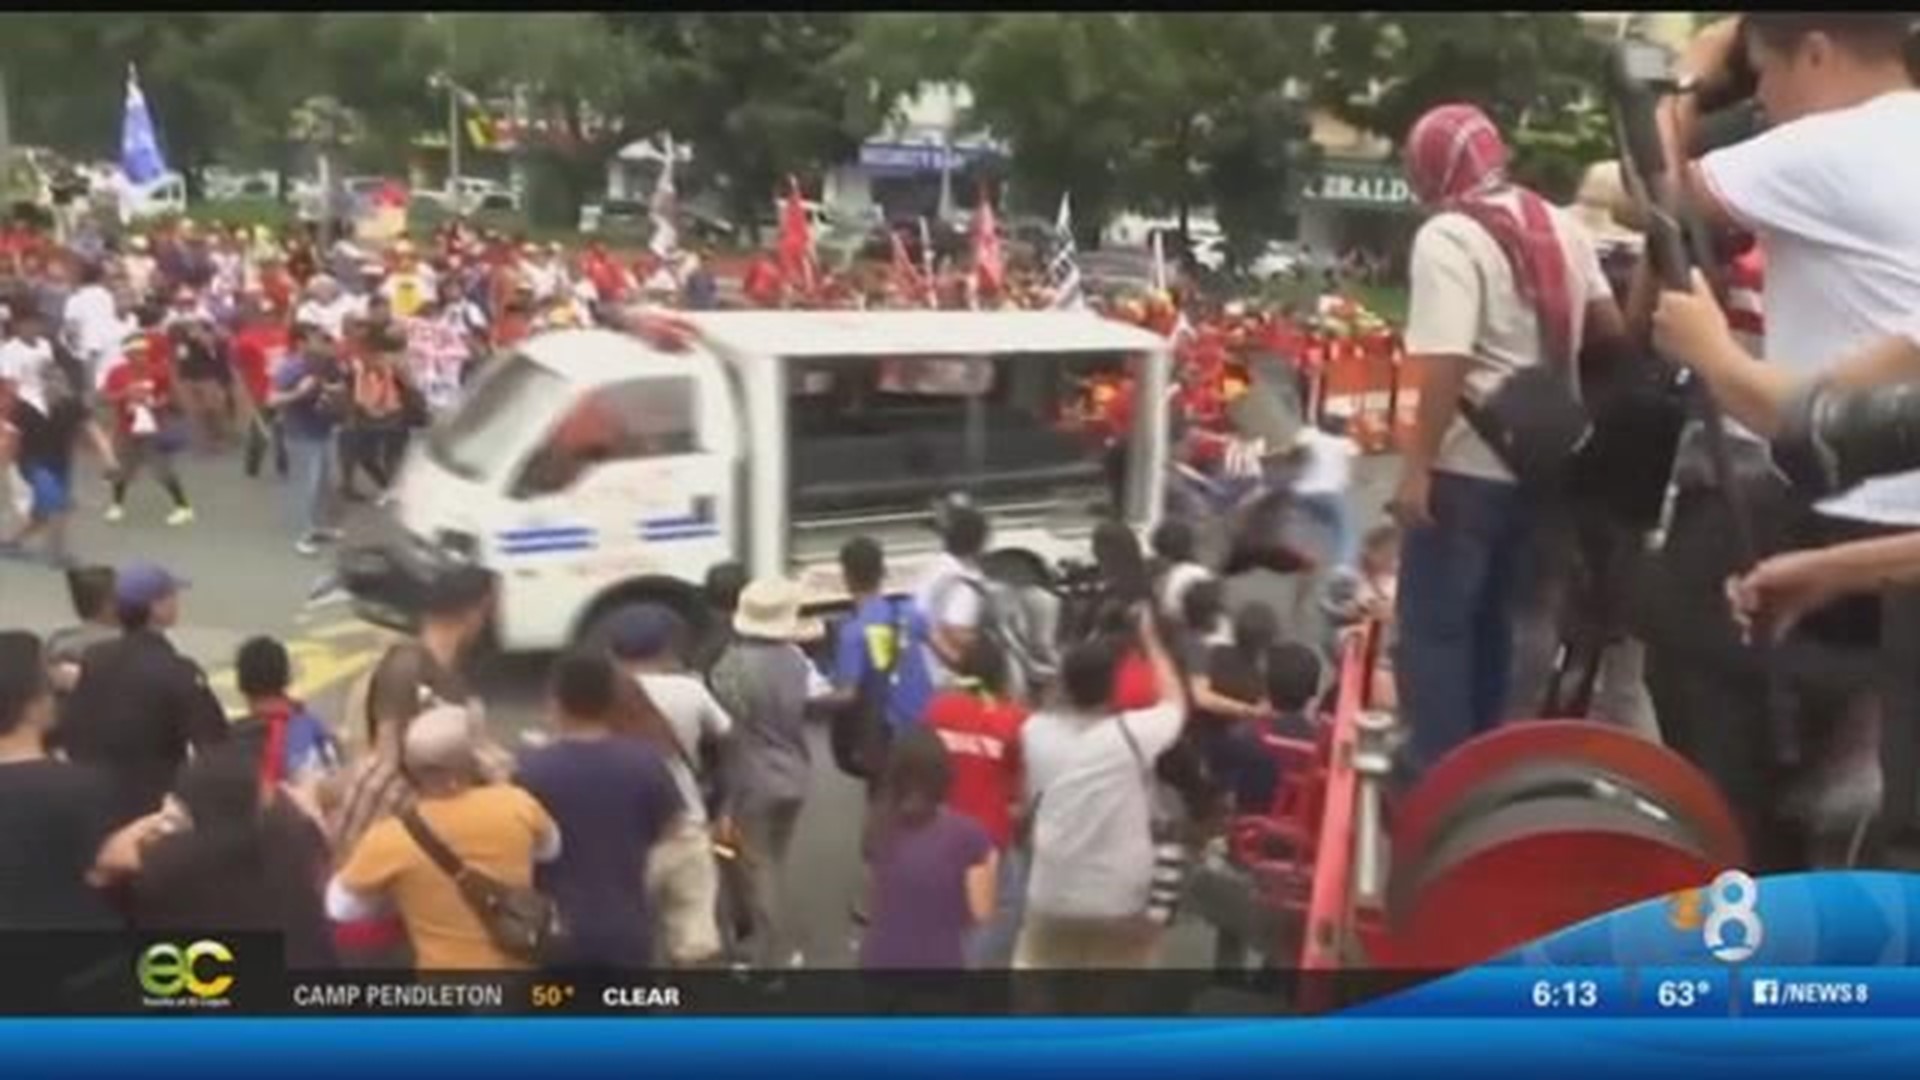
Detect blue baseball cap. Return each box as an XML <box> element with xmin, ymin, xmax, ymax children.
<box><xmin>115</xmin><ymin>561</ymin><xmax>189</xmax><ymax>608</ymax></box>
<box><xmin>600</xmin><ymin>603</ymin><xmax>685</xmax><ymax>661</ymax></box>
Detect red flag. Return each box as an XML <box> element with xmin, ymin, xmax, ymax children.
<box><xmin>888</xmin><ymin>228</ymin><xmax>926</xmax><ymax>306</ymax></box>
<box><xmin>776</xmin><ymin>178</ymin><xmax>817</xmax><ymax>300</ymax></box>
<box><xmin>971</xmin><ymin>189</ymin><xmax>1004</xmax><ymax>304</ymax></box>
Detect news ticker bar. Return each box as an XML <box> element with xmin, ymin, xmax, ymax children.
<box><xmin>1356</xmin><ymin>967</ymin><xmax>1919</xmax><ymax>1019</ymax></box>
<box><xmin>52</xmin><ymin>968</ymin><xmax>1920</xmax><ymax>1018</ymax></box>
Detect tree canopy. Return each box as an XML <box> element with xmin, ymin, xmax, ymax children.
<box><xmin>0</xmin><ymin>12</ymin><xmax>1616</xmax><ymax>244</ymax></box>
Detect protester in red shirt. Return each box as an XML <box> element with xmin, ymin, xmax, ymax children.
<box><xmin>582</xmin><ymin>243</ymin><xmax>627</xmax><ymax>308</ymax></box>
<box><xmin>100</xmin><ymin>335</ymin><xmax>194</xmax><ymax>525</ymax></box>
<box><xmin>742</xmin><ymin>253</ymin><xmax>784</xmax><ymax>309</ymax></box>
<box><xmin>229</xmin><ymin>297</ymin><xmax>291</xmax><ymax>479</ymax></box>
<box><xmin>925</xmin><ymin>640</ymin><xmax>1029</xmax><ymax>851</ymax></box>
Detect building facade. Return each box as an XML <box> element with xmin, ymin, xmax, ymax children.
<box><xmin>823</xmin><ymin>82</ymin><xmax>1007</xmax><ymax>219</ymax></box>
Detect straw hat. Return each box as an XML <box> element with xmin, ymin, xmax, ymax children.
<box><xmin>732</xmin><ymin>578</ymin><xmax>823</xmax><ymax>643</ymax></box>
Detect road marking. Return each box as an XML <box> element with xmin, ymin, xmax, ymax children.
<box><xmin>301</xmin><ymin>617</ymin><xmax>375</xmax><ymax>640</ymax></box>
<box><xmin>206</xmin><ymin>629</ymin><xmax>390</xmax><ymax>717</ymax></box>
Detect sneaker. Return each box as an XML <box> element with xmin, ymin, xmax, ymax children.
<box><xmin>295</xmin><ymin>537</ymin><xmax>322</xmax><ymax>558</ymax></box>
<box><xmin>316</xmin><ymin>528</ymin><xmax>345</xmax><ymax>543</ymax></box>
<box><xmin>104</xmin><ymin>504</ymin><xmax>125</xmax><ymax>523</ymax></box>
<box><xmin>166</xmin><ymin>506</ymin><xmax>196</xmax><ymax>527</ymax></box>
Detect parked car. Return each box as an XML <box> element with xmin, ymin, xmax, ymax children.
<box><xmin>860</xmin><ymin>216</ymin><xmax>969</xmax><ymax>267</ymax></box>
<box><xmin>123</xmin><ymin>172</ymin><xmax>189</xmax><ymax>220</ymax></box>
<box><xmin>1190</xmin><ymin>235</ymin><xmax>1302</xmax><ymax>281</ymax></box>
<box><xmin>579</xmin><ymin>198</ymin><xmax>735</xmax><ymax>249</ymax></box>
<box><xmin>202</xmin><ymin>168</ymin><xmax>281</xmax><ymax>202</ymax></box>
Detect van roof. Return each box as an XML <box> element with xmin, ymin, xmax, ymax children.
<box><xmin>684</xmin><ymin>310</ymin><xmax>1169</xmax><ymax>358</ymax></box>
<box><xmin>519</xmin><ymin>312</ymin><xmax>1169</xmax><ymax>383</ymax></box>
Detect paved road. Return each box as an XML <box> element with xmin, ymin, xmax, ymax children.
<box><xmin>1</xmin><ymin>445</ymin><xmax>1400</xmax><ymax>968</ymax></box>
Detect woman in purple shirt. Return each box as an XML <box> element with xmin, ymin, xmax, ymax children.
<box><xmin>859</xmin><ymin>727</ymin><xmax>998</xmax><ymax>970</ymax></box>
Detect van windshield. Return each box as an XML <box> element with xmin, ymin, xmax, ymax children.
<box><xmin>426</xmin><ymin>354</ymin><xmax>566</xmax><ymax>483</ymax></box>
<box><xmin>787</xmin><ymin>351</ymin><xmax>1143</xmax><ymax>519</ymax></box>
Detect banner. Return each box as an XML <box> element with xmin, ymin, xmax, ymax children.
<box><xmin>405</xmin><ymin>317</ymin><xmax>470</xmax><ymax>416</ymax></box>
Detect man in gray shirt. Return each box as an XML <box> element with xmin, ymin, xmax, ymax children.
<box><xmin>708</xmin><ymin>578</ymin><xmax>829</xmax><ymax>970</ymax></box>
<box><xmin>1017</xmin><ymin>604</ymin><xmax>1185</xmax><ymax>995</ymax></box>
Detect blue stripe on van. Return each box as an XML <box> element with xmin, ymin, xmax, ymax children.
<box><xmin>639</xmin><ymin>524</ymin><xmax>719</xmax><ymax>544</ymax></box>
<box><xmin>643</xmin><ymin>514</ymin><xmax>705</xmax><ymax>530</ymax></box>
<box><xmin>498</xmin><ymin>525</ymin><xmax>594</xmax><ymax>543</ymax></box>
<box><xmin>499</xmin><ymin>538</ymin><xmax>596</xmax><ymax>557</ymax></box>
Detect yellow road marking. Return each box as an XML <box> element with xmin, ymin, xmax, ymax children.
<box><xmin>301</xmin><ymin>618</ymin><xmax>377</xmax><ymax>641</ymax></box>
<box><xmin>207</xmin><ymin>633</ymin><xmax>390</xmax><ymax>717</ymax></box>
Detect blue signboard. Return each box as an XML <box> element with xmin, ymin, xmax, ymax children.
<box><xmin>859</xmin><ymin>141</ymin><xmax>1002</xmax><ymax>176</ymax></box>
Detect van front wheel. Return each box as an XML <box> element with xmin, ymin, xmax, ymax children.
<box><xmin>576</xmin><ymin>578</ymin><xmax>712</xmax><ymax>663</ymax></box>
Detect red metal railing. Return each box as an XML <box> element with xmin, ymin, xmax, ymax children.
<box><xmin>1299</xmin><ymin>618</ymin><xmax>1385</xmax><ymax>975</ymax></box>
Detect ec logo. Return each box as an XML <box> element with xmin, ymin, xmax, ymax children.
<box><xmin>1670</xmin><ymin>871</ymin><xmax>1763</xmax><ymax>963</ymax></box>
<box><xmin>138</xmin><ymin>940</ymin><xmax>235</xmax><ymax>1001</ymax></box>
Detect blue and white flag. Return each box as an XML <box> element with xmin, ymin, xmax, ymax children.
<box><xmin>1046</xmin><ymin>192</ymin><xmax>1085</xmax><ymax>310</ymax></box>
<box><xmin>120</xmin><ymin>65</ymin><xmax>168</xmax><ymax>186</ymax></box>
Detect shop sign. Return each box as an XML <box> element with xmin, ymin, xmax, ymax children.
<box><xmin>1300</xmin><ymin>164</ymin><xmax>1417</xmax><ymax>212</ymax></box>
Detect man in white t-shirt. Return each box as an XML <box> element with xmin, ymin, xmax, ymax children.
<box><xmin>1639</xmin><ymin>13</ymin><xmax>1920</xmax><ymax>864</ymax></box>
<box><xmin>1016</xmin><ymin>604</ymin><xmax>1184</xmax><ymax>999</ymax></box>
<box><xmin>294</xmin><ymin>275</ymin><xmax>362</xmax><ymax>342</ymax></box>
<box><xmin>1291</xmin><ymin>415</ymin><xmax>1361</xmax><ymax>571</ymax></box>
<box><xmin>0</xmin><ymin>313</ymin><xmax>56</xmax><ymax>417</ymax></box>
<box><xmin>1390</xmin><ymin>104</ymin><xmax>1629</xmax><ymax>778</ymax></box>
<box><xmin>60</xmin><ymin>263</ymin><xmax>121</xmax><ymax>385</ymax></box>
<box><xmin>914</xmin><ymin>503</ymin><xmax>990</xmax><ymax>686</ymax></box>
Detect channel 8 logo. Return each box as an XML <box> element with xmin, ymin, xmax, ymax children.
<box><xmin>1669</xmin><ymin>870</ymin><xmax>1763</xmax><ymax>962</ymax></box>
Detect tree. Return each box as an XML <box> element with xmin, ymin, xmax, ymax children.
<box><xmin>840</xmin><ymin>14</ymin><xmax>1320</xmax><ymax>261</ymax></box>
<box><xmin>1119</xmin><ymin>13</ymin><xmax>1319</xmax><ymax>265</ymax></box>
<box><xmin>1313</xmin><ymin>13</ymin><xmax>1605</xmax><ymax>145</ymax></box>
<box><xmin>611</xmin><ymin>14</ymin><xmax>864</xmax><ymax>242</ymax></box>
<box><xmin>0</xmin><ymin>13</ymin><xmax>429</xmax><ymax>189</ymax></box>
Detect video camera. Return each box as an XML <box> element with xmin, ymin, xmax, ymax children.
<box><xmin>1775</xmin><ymin>378</ymin><xmax>1920</xmax><ymax>500</ymax></box>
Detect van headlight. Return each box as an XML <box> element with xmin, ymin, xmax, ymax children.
<box><xmin>433</xmin><ymin>529</ymin><xmax>479</xmax><ymax>563</ymax></box>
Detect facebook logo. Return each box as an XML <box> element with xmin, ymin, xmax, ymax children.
<box><xmin>1752</xmin><ymin>979</ymin><xmax>1780</xmax><ymax>1007</ymax></box>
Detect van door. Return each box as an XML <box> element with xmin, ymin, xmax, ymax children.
<box><xmin>501</xmin><ymin>368</ymin><xmax>737</xmax><ymax>646</ymax></box>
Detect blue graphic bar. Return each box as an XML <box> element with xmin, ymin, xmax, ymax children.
<box><xmin>1351</xmin><ymin>967</ymin><xmax>1631</xmax><ymax>1018</ymax></box>
<box><xmin>1737</xmin><ymin>967</ymin><xmax>1911</xmax><ymax>1018</ymax></box>
<box><xmin>1630</xmin><ymin>968</ymin><xmax>1734</xmax><ymax>1018</ymax></box>
<box><xmin>25</xmin><ymin>1018</ymin><xmax>1920</xmax><ymax>1080</ymax></box>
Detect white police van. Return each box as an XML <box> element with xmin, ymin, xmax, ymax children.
<box><xmin>341</xmin><ymin>310</ymin><xmax>1172</xmax><ymax>652</ymax></box>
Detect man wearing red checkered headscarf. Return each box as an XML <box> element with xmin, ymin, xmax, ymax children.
<box><xmin>1391</xmin><ymin>102</ymin><xmax>1625</xmax><ymax>779</ymax></box>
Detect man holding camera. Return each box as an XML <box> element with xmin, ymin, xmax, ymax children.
<box><xmin>1621</xmin><ymin>13</ymin><xmax>1920</xmax><ymax>867</ymax></box>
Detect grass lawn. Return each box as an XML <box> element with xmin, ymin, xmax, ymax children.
<box><xmin>1259</xmin><ymin>275</ymin><xmax>1410</xmax><ymax>324</ymax></box>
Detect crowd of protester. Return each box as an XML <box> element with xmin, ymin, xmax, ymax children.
<box><xmin>17</xmin><ymin>11</ymin><xmax>1912</xmax><ymax>991</ymax></box>
<box><xmin>0</xmin><ymin>491</ymin><xmax>1392</xmax><ymax>990</ymax></box>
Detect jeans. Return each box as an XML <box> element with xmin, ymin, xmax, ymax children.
<box><xmin>244</xmin><ymin>411</ymin><xmax>289</xmax><ymax>478</ymax></box>
<box><xmin>285</xmin><ymin>431</ymin><xmax>336</xmax><ymax>540</ymax></box>
<box><xmin>965</xmin><ymin>844</ymin><xmax>1029</xmax><ymax>969</ymax></box>
<box><xmin>1395</xmin><ymin>472</ymin><xmax>1532</xmax><ymax>779</ymax></box>
<box><xmin>1295</xmin><ymin>490</ymin><xmax>1356</xmax><ymax>571</ymax></box>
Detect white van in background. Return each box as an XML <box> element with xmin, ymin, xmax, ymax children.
<box><xmin>340</xmin><ymin>311</ymin><xmax>1173</xmax><ymax>652</ymax></box>
<box><xmin>119</xmin><ymin>171</ymin><xmax>188</xmax><ymax>220</ymax></box>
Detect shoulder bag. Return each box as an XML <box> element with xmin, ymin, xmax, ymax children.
<box><xmin>398</xmin><ymin>807</ymin><xmax>568</xmax><ymax>965</ymax></box>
